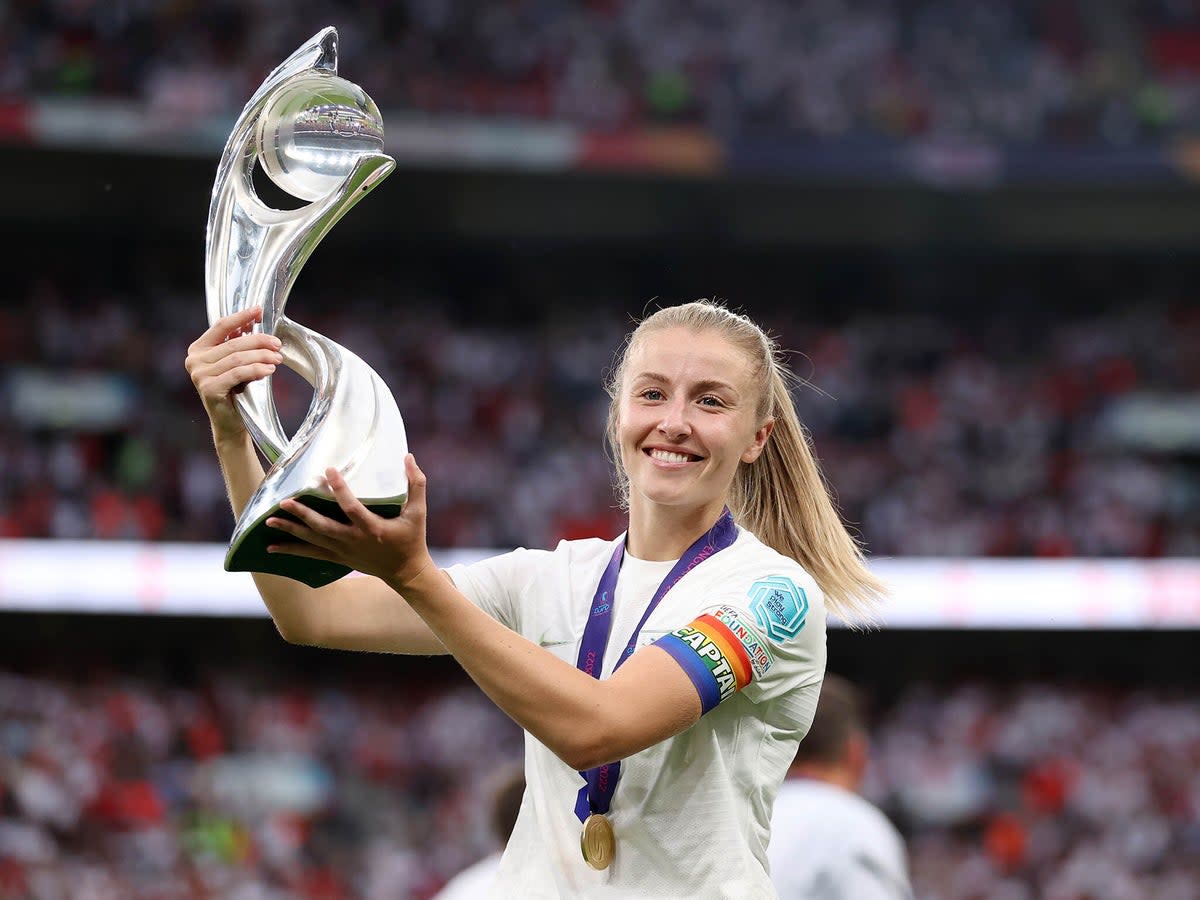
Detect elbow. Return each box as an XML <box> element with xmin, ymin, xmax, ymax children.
<box><xmin>273</xmin><ymin>619</ymin><xmax>318</xmax><ymax>647</ymax></box>
<box><xmin>556</xmin><ymin>720</ymin><xmax>625</xmax><ymax>772</ymax></box>
<box><xmin>559</xmin><ymin>743</ymin><xmax>614</xmax><ymax>774</ymax></box>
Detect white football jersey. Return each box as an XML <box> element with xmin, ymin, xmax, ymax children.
<box><xmin>768</xmin><ymin>779</ymin><xmax>912</xmax><ymax>899</ymax></box>
<box><xmin>431</xmin><ymin>852</ymin><xmax>502</xmax><ymax>900</ymax></box>
<box><xmin>447</xmin><ymin>526</ymin><xmax>827</xmax><ymax>898</ymax></box>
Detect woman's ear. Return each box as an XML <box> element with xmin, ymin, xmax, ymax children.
<box><xmin>741</xmin><ymin>417</ymin><xmax>775</xmax><ymax>464</ymax></box>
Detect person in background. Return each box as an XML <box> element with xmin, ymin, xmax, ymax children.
<box><xmin>769</xmin><ymin>674</ymin><xmax>912</xmax><ymax>899</ymax></box>
<box><xmin>434</xmin><ymin>767</ymin><xmax>526</xmax><ymax>899</ymax></box>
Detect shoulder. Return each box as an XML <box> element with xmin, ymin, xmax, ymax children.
<box><xmin>728</xmin><ymin>528</ymin><xmax>818</xmax><ymax>585</ymax></box>
<box><xmin>708</xmin><ymin>528</ymin><xmax>826</xmax><ymax>637</ymax></box>
<box><xmin>552</xmin><ymin>536</ymin><xmax>620</xmax><ymax>565</ymax></box>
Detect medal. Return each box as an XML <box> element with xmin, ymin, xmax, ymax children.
<box><xmin>580</xmin><ymin>812</ymin><xmax>616</xmax><ymax>870</ymax></box>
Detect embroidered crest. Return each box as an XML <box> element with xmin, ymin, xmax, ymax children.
<box><xmin>748</xmin><ymin>576</ymin><xmax>808</xmax><ymax>641</ymax></box>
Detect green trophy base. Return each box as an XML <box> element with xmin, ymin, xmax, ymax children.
<box><xmin>225</xmin><ymin>494</ymin><xmax>403</xmax><ymax>588</ymax></box>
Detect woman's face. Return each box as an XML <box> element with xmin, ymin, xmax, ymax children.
<box><xmin>617</xmin><ymin>326</ymin><xmax>773</xmax><ymax>517</ymax></box>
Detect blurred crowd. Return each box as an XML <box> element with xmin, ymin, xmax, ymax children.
<box><xmin>0</xmin><ymin>664</ymin><xmax>1195</xmax><ymax>899</ymax></box>
<box><xmin>8</xmin><ymin>0</ymin><xmax>1200</xmax><ymax>145</ymax></box>
<box><xmin>0</xmin><ymin>664</ymin><xmax>524</xmax><ymax>899</ymax></box>
<box><xmin>1</xmin><ymin>251</ymin><xmax>1198</xmax><ymax>558</ymax></box>
<box><xmin>869</xmin><ymin>681</ymin><xmax>1200</xmax><ymax>900</ymax></box>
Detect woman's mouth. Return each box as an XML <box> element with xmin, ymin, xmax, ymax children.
<box><xmin>645</xmin><ymin>448</ymin><xmax>702</xmax><ymax>464</ymax></box>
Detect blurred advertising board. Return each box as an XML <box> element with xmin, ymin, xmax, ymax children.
<box><xmin>0</xmin><ymin>540</ymin><xmax>1197</xmax><ymax>628</ymax></box>
<box><xmin>2</xmin><ymin>98</ymin><xmax>1196</xmax><ymax>185</ymax></box>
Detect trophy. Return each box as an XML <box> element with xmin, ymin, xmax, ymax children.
<box><xmin>205</xmin><ymin>27</ymin><xmax>407</xmax><ymax>588</ymax></box>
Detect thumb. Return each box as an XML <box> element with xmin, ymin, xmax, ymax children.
<box><xmin>405</xmin><ymin>453</ymin><xmax>427</xmax><ymax>512</ymax></box>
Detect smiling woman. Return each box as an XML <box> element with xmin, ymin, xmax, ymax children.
<box><xmin>185</xmin><ymin>298</ymin><xmax>886</xmax><ymax>898</ymax></box>
<box><xmin>606</xmin><ymin>303</ymin><xmax>886</xmax><ymax>621</ymax></box>
<box><xmin>614</xmin><ymin>328</ymin><xmax>774</xmax><ymax>558</ymax></box>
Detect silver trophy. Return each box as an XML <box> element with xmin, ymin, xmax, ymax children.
<box><xmin>205</xmin><ymin>27</ymin><xmax>407</xmax><ymax>588</ymax></box>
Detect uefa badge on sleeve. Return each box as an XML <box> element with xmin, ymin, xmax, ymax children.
<box><xmin>748</xmin><ymin>576</ymin><xmax>809</xmax><ymax>641</ymax></box>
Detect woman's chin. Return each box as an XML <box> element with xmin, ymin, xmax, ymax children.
<box><xmin>632</xmin><ymin>481</ymin><xmax>712</xmax><ymax>511</ymax></box>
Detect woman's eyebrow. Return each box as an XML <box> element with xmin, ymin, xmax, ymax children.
<box><xmin>631</xmin><ymin>372</ymin><xmax>739</xmax><ymax>396</ymax></box>
<box><xmin>630</xmin><ymin>370</ymin><xmax>669</xmax><ymax>384</ymax></box>
<box><xmin>692</xmin><ymin>378</ymin><xmax>739</xmax><ymax>396</ymax></box>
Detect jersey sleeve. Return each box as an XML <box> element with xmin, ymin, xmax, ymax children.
<box><xmin>652</xmin><ymin>567</ymin><xmax>826</xmax><ymax>713</ymax></box>
<box><xmin>444</xmin><ymin>548</ymin><xmax>547</xmax><ymax>634</ymax></box>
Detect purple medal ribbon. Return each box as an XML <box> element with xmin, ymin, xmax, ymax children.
<box><xmin>573</xmin><ymin>508</ymin><xmax>738</xmax><ymax>824</ymax></box>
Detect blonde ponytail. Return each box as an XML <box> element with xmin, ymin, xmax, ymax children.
<box><xmin>605</xmin><ymin>300</ymin><xmax>885</xmax><ymax>624</ymax></box>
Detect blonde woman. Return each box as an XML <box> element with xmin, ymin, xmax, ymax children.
<box><xmin>185</xmin><ymin>300</ymin><xmax>884</xmax><ymax>897</ymax></box>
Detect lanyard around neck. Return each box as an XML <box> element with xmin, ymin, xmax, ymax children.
<box><xmin>572</xmin><ymin>508</ymin><xmax>738</xmax><ymax>822</ymax></box>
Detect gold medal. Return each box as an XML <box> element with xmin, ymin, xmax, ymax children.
<box><xmin>580</xmin><ymin>812</ymin><xmax>616</xmax><ymax>870</ymax></box>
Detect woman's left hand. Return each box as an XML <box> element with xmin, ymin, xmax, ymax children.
<box><xmin>267</xmin><ymin>453</ymin><xmax>434</xmax><ymax>589</ymax></box>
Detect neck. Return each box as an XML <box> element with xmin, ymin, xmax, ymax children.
<box><xmin>626</xmin><ymin>497</ymin><xmax>727</xmax><ymax>561</ymax></box>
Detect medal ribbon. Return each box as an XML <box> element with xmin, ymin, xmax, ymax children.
<box><xmin>572</xmin><ymin>508</ymin><xmax>738</xmax><ymax>824</ymax></box>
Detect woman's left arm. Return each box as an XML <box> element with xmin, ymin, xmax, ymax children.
<box><xmin>269</xmin><ymin>455</ymin><xmax>702</xmax><ymax>771</ymax></box>
<box><xmin>403</xmin><ymin>563</ymin><xmax>702</xmax><ymax>770</ymax></box>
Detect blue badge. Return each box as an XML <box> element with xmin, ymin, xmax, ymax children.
<box><xmin>748</xmin><ymin>576</ymin><xmax>808</xmax><ymax>641</ymax></box>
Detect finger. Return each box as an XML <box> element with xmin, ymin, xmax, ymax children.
<box><xmin>189</xmin><ymin>306</ymin><xmax>263</xmax><ymax>354</ymax></box>
<box><xmin>229</xmin><ymin>310</ymin><xmax>261</xmax><ymax>338</ymax></box>
<box><xmin>205</xmin><ymin>363</ymin><xmax>276</xmax><ymax>395</ymax></box>
<box><xmin>266</xmin><ymin>512</ymin><xmax>341</xmax><ymax>552</ymax></box>
<box><xmin>198</xmin><ymin>346</ymin><xmax>284</xmax><ymax>376</ymax></box>
<box><xmin>404</xmin><ymin>454</ymin><xmax>427</xmax><ymax>513</ymax></box>
<box><xmin>324</xmin><ymin>467</ymin><xmax>373</xmax><ymax>528</ymax></box>
<box><xmin>277</xmin><ymin>498</ymin><xmax>352</xmax><ymax>541</ymax></box>
<box><xmin>218</xmin><ymin>332</ymin><xmax>283</xmax><ymax>356</ymax></box>
<box><xmin>193</xmin><ymin>334</ymin><xmax>282</xmax><ymax>370</ymax></box>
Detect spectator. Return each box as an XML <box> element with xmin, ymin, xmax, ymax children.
<box><xmin>769</xmin><ymin>674</ymin><xmax>912</xmax><ymax>899</ymax></box>
<box><xmin>432</xmin><ymin>766</ymin><xmax>525</xmax><ymax>899</ymax></box>
<box><xmin>6</xmin><ymin>1</ymin><xmax>1200</xmax><ymax>146</ymax></box>
<box><xmin>1</xmin><ymin>665</ymin><xmax>1196</xmax><ymax>898</ymax></box>
<box><xmin>2</xmin><ymin>252</ymin><xmax>1196</xmax><ymax>560</ymax></box>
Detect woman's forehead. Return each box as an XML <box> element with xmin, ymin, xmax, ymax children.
<box><xmin>627</xmin><ymin>327</ymin><xmax>755</xmax><ymax>384</ymax></box>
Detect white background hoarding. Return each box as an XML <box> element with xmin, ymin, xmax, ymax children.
<box><xmin>0</xmin><ymin>540</ymin><xmax>1197</xmax><ymax>628</ymax></box>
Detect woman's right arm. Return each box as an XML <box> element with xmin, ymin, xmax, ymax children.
<box><xmin>185</xmin><ymin>306</ymin><xmax>446</xmax><ymax>655</ymax></box>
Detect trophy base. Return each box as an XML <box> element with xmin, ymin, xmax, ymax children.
<box><xmin>225</xmin><ymin>494</ymin><xmax>403</xmax><ymax>588</ymax></box>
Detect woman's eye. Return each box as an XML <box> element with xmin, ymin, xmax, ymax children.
<box><xmin>641</xmin><ymin>389</ymin><xmax>664</xmax><ymax>401</ymax></box>
<box><xmin>699</xmin><ymin>395</ymin><xmax>723</xmax><ymax>407</ymax></box>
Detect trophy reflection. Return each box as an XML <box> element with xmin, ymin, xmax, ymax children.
<box><xmin>205</xmin><ymin>27</ymin><xmax>407</xmax><ymax>588</ymax></box>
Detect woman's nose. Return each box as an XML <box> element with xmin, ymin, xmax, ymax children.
<box><xmin>657</xmin><ymin>400</ymin><xmax>692</xmax><ymax>439</ymax></box>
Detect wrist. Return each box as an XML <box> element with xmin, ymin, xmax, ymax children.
<box><xmin>388</xmin><ymin>552</ymin><xmax>439</xmax><ymax>600</ymax></box>
<box><xmin>212</xmin><ymin>423</ymin><xmax>252</xmax><ymax>451</ymax></box>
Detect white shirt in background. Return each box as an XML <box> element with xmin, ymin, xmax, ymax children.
<box><xmin>432</xmin><ymin>852</ymin><xmax>502</xmax><ymax>900</ymax></box>
<box><xmin>768</xmin><ymin>778</ymin><xmax>912</xmax><ymax>900</ymax></box>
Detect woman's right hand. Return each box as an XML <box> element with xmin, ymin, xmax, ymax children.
<box><xmin>185</xmin><ymin>306</ymin><xmax>283</xmax><ymax>441</ymax></box>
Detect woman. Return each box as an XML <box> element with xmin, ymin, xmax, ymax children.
<box><xmin>185</xmin><ymin>300</ymin><xmax>884</xmax><ymax>897</ymax></box>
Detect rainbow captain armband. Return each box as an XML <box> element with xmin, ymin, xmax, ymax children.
<box><xmin>655</xmin><ymin>606</ymin><xmax>775</xmax><ymax>713</ymax></box>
